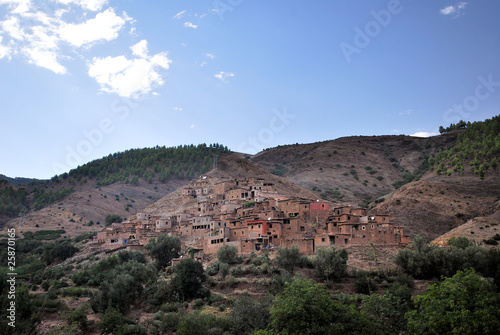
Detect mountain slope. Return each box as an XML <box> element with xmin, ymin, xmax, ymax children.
<box><xmin>251</xmin><ymin>133</ymin><xmax>459</xmax><ymax>206</ymax></box>
<box><xmin>141</xmin><ymin>154</ymin><xmax>320</xmax><ymax>215</ymax></box>
<box><xmin>0</xmin><ymin>144</ymin><xmax>229</xmax><ymax>236</ymax></box>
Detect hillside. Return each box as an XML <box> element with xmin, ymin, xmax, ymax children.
<box><xmin>140</xmin><ymin>154</ymin><xmax>320</xmax><ymax>216</ymax></box>
<box><xmin>250</xmin><ymin>133</ymin><xmax>460</xmax><ymax>206</ymax></box>
<box><xmin>2</xmin><ymin>117</ymin><xmax>499</xmax><ymax>243</ymax></box>
<box><xmin>250</xmin><ymin>116</ymin><xmax>500</xmax><ymax>241</ymax></box>
<box><xmin>0</xmin><ymin>144</ymin><xmax>229</xmax><ymax>237</ymax></box>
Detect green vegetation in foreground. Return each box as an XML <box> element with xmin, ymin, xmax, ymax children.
<box><xmin>2</xmin><ymin>232</ymin><xmax>500</xmax><ymax>334</ymax></box>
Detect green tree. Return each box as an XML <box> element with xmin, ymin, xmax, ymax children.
<box><xmin>360</xmin><ymin>283</ymin><xmax>412</xmax><ymax>334</ymax></box>
<box><xmin>313</xmin><ymin>246</ymin><xmax>348</xmax><ymax>282</ymax></box>
<box><xmin>217</xmin><ymin>244</ymin><xmax>238</xmax><ymax>264</ymax></box>
<box><xmin>269</xmin><ymin>278</ymin><xmax>336</xmax><ymax>335</ymax></box>
<box><xmin>171</xmin><ymin>258</ymin><xmax>206</xmax><ymax>301</ymax></box>
<box><xmin>406</xmin><ymin>269</ymin><xmax>500</xmax><ymax>335</ymax></box>
<box><xmin>104</xmin><ymin>213</ymin><xmax>122</xmax><ymax>226</ymax></box>
<box><xmin>145</xmin><ymin>234</ymin><xmax>181</xmax><ymax>270</ymax></box>
<box><xmin>90</xmin><ymin>261</ymin><xmax>156</xmax><ymax>313</ymax></box>
<box><xmin>98</xmin><ymin>308</ymin><xmax>132</xmax><ymax>334</ymax></box>
<box><xmin>231</xmin><ymin>295</ymin><xmax>273</xmax><ymax>335</ymax></box>
<box><xmin>275</xmin><ymin>245</ymin><xmax>301</xmax><ymax>273</ymax></box>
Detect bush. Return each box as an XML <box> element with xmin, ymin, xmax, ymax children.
<box><xmin>217</xmin><ymin>245</ymin><xmax>238</xmax><ymax>264</ymax></box>
<box><xmin>355</xmin><ymin>273</ymin><xmax>377</xmax><ymax>295</ymax></box>
<box><xmin>270</xmin><ymin>278</ymin><xmax>336</xmax><ymax>334</ymax></box>
<box><xmin>145</xmin><ymin>234</ymin><xmax>181</xmax><ymax>270</ymax></box>
<box><xmin>407</xmin><ymin>269</ymin><xmax>500</xmax><ymax>335</ymax></box>
<box><xmin>230</xmin><ymin>295</ymin><xmax>272</xmax><ymax>335</ymax></box>
<box><xmin>153</xmin><ymin>311</ymin><xmax>180</xmax><ymax>332</ymax></box>
<box><xmin>206</xmin><ymin>261</ymin><xmax>220</xmax><ymax>276</ymax></box>
<box><xmin>104</xmin><ymin>214</ymin><xmax>122</xmax><ymax>227</ymax></box>
<box><xmin>177</xmin><ymin>311</ymin><xmax>232</xmax><ymax>335</ymax></box>
<box><xmin>219</xmin><ymin>262</ymin><xmax>229</xmax><ymax>279</ymax></box>
<box><xmin>170</xmin><ymin>258</ymin><xmax>206</xmax><ymax>301</ymax></box>
<box><xmin>98</xmin><ymin>308</ymin><xmax>133</xmax><ymax>334</ymax></box>
<box><xmin>275</xmin><ymin>245</ymin><xmax>301</xmax><ymax>273</ymax></box>
<box><xmin>313</xmin><ymin>246</ymin><xmax>348</xmax><ymax>282</ymax></box>
<box><xmin>66</xmin><ymin>305</ymin><xmax>91</xmax><ymax>331</ymax></box>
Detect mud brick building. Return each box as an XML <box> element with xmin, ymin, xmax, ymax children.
<box><xmin>93</xmin><ymin>175</ymin><xmax>410</xmax><ymax>257</ymax></box>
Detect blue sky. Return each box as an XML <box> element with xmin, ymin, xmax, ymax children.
<box><xmin>1</xmin><ymin>0</ymin><xmax>499</xmax><ymax>179</ymax></box>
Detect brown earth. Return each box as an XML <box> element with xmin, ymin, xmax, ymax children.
<box><xmin>1</xmin><ymin>176</ymin><xmax>188</xmax><ymax>238</ymax></box>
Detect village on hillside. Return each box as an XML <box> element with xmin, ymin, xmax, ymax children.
<box><xmin>93</xmin><ymin>175</ymin><xmax>410</xmax><ymax>261</ymax></box>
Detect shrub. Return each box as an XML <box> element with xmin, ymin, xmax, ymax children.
<box><xmin>275</xmin><ymin>245</ymin><xmax>301</xmax><ymax>273</ymax></box>
<box><xmin>145</xmin><ymin>234</ymin><xmax>181</xmax><ymax>270</ymax></box>
<box><xmin>313</xmin><ymin>246</ymin><xmax>348</xmax><ymax>282</ymax></box>
<box><xmin>219</xmin><ymin>263</ymin><xmax>229</xmax><ymax>279</ymax></box>
<box><xmin>230</xmin><ymin>295</ymin><xmax>272</xmax><ymax>335</ymax></box>
<box><xmin>270</xmin><ymin>278</ymin><xmax>336</xmax><ymax>334</ymax></box>
<box><xmin>407</xmin><ymin>269</ymin><xmax>500</xmax><ymax>335</ymax></box>
<box><xmin>355</xmin><ymin>272</ymin><xmax>376</xmax><ymax>294</ymax></box>
<box><xmin>104</xmin><ymin>214</ymin><xmax>122</xmax><ymax>227</ymax></box>
<box><xmin>170</xmin><ymin>258</ymin><xmax>206</xmax><ymax>301</ymax></box>
<box><xmin>217</xmin><ymin>245</ymin><xmax>238</xmax><ymax>264</ymax></box>
<box><xmin>177</xmin><ymin>311</ymin><xmax>232</xmax><ymax>335</ymax></box>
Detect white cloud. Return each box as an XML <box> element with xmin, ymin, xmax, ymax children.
<box><xmin>190</xmin><ymin>124</ymin><xmax>195</xmax><ymax>128</ymax></box>
<box><xmin>52</xmin><ymin>0</ymin><xmax>108</xmax><ymax>12</ymax></box>
<box><xmin>58</xmin><ymin>8</ymin><xmax>129</xmax><ymax>48</ymax></box>
<box><xmin>199</xmin><ymin>61</ymin><xmax>206</xmax><ymax>67</ymax></box>
<box><xmin>183</xmin><ymin>21</ymin><xmax>197</xmax><ymax>29</ymax></box>
<box><xmin>410</xmin><ymin>131</ymin><xmax>438</xmax><ymax>138</ymax></box>
<box><xmin>1</xmin><ymin>16</ymin><xmax>25</xmax><ymax>40</ymax></box>
<box><xmin>0</xmin><ymin>0</ymin><xmax>31</xmax><ymax>14</ymax></box>
<box><xmin>0</xmin><ymin>36</ymin><xmax>12</xmax><ymax>59</ymax></box>
<box><xmin>173</xmin><ymin>106</ymin><xmax>183</xmax><ymax>111</ymax></box>
<box><xmin>440</xmin><ymin>2</ymin><xmax>467</xmax><ymax>17</ymax></box>
<box><xmin>205</xmin><ymin>52</ymin><xmax>214</xmax><ymax>59</ymax></box>
<box><xmin>130</xmin><ymin>39</ymin><xmax>148</xmax><ymax>58</ymax></box>
<box><xmin>0</xmin><ymin>0</ymin><xmax>169</xmax><ymax>97</ymax></box>
<box><xmin>173</xmin><ymin>10</ymin><xmax>186</xmax><ymax>19</ymax></box>
<box><xmin>214</xmin><ymin>71</ymin><xmax>234</xmax><ymax>83</ymax></box>
<box><xmin>88</xmin><ymin>44</ymin><xmax>171</xmax><ymax>98</ymax></box>
<box><xmin>23</xmin><ymin>46</ymin><xmax>66</xmax><ymax>73</ymax></box>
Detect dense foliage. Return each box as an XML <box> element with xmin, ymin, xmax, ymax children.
<box><xmin>394</xmin><ymin>235</ymin><xmax>500</xmax><ymax>287</ymax></box>
<box><xmin>2</xmin><ymin>233</ymin><xmax>500</xmax><ymax>334</ymax></box>
<box><xmin>430</xmin><ymin>115</ymin><xmax>500</xmax><ymax>178</ymax></box>
<box><xmin>407</xmin><ymin>269</ymin><xmax>500</xmax><ymax>335</ymax></box>
<box><xmin>145</xmin><ymin>234</ymin><xmax>181</xmax><ymax>270</ymax></box>
<box><xmin>32</xmin><ymin>187</ymin><xmax>75</xmax><ymax>210</ymax></box>
<box><xmin>63</xmin><ymin>143</ymin><xmax>230</xmax><ymax>186</ymax></box>
<box><xmin>313</xmin><ymin>246</ymin><xmax>348</xmax><ymax>282</ymax></box>
<box><xmin>217</xmin><ymin>244</ymin><xmax>238</xmax><ymax>264</ymax></box>
<box><xmin>0</xmin><ymin>183</ymin><xmax>28</xmax><ymax>217</ymax></box>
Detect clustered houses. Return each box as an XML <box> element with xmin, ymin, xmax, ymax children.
<box><xmin>94</xmin><ymin>176</ymin><xmax>410</xmax><ymax>258</ymax></box>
